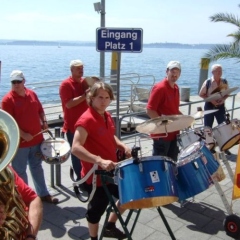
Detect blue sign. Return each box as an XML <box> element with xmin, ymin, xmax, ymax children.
<box><xmin>96</xmin><ymin>28</ymin><xmax>143</xmax><ymax>52</ymax></box>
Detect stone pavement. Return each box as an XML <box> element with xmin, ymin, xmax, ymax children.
<box><xmin>26</xmin><ymin>131</ymin><xmax>240</xmax><ymax>240</ymax></box>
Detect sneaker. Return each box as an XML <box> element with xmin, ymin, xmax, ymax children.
<box><xmin>41</xmin><ymin>195</ymin><xmax>59</xmax><ymax>204</ymax></box>
<box><xmin>102</xmin><ymin>226</ymin><xmax>127</xmax><ymax>239</ymax></box>
<box><xmin>224</xmin><ymin>150</ymin><xmax>232</xmax><ymax>155</ymax></box>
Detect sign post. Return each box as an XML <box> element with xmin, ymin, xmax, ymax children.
<box><xmin>96</xmin><ymin>27</ymin><xmax>143</xmax><ymax>138</ymax></box>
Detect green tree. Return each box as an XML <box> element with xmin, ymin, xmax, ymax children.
<box><xmin>203</xmin><ymin>5</ymin><xmax>240</xmax><ymax>63</ymax></box>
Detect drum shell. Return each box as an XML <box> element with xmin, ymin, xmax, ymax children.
<box><xmin>115</xmin><ymin>156</ymin><xmax>178</xmax><ymax>209</ymax></box>
<box><xmin>176</xmin><ymin>154</ymin><xmax>213</xmax><ymax>201</ymax></box>
<box><xmin>177</xmin><ymin>142</ymin><xmax>216</xmax><ymax>201</ymax></box>
<box><xmin>40</xmin><ymin>137</ymin><xmax>71</xmax><ymax>164</ymax></box>
<box><xmin>213</xmin><ymin>119</ymin><xmax>240</xmax><ymax>151</ymax></box>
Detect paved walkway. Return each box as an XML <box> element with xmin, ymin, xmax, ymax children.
<box><xmin>26</xmin><ymin>128</ymin><xmax>240</xmax><ymax>240</ymax></box>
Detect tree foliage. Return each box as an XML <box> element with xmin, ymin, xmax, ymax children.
<box><xmin>204</xmin><ymin>5</ymin><xmax>240</xmax><ymax>62</ymax></box>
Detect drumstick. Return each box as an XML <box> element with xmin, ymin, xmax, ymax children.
<box><xmin>22</xmin><ymin>129</ymin><xmax>49</xmax><ymax>143</ymax></box>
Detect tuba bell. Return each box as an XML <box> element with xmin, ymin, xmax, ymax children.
<box><xmin>0</xmin><ymin>109</ymin><xmax>29</xmax><ymax>240</ymax></box>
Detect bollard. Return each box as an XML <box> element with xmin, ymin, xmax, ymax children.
<box><xmin>198</xmin><ymin>58</ymin><xmax>210</xmax><ymax>93</ymax></box>
<box><xmin>180</xmin><ymin>87</ymin><xmax>190</xmax><ymax>102</ymax></box>
<box><xmin>55</xmin><ymin>127</ymin><xmax>61</xmax><ymax>186</ymax></box>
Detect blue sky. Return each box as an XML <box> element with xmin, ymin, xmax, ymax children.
<box><xmin>0</xmin><ymin>0</ymin><xmax>240</xmax><ymax>44</ymax></box>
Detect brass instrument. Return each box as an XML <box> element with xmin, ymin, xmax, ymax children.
<box><xmin>0</xmin><ymin>109</ymin><xmax>29</xmax><ymax>240</ymax></box>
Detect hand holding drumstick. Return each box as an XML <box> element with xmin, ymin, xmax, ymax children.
<box><xmin>22</xmin><ymin>129</ymin><xmax>49</xmax><ymax>143</ymax></box>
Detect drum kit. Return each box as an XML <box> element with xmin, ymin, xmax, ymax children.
<box><xmin>113</xmin><ymin>86</ymin><xmax>240</xmax><ymax>210</ymax></box>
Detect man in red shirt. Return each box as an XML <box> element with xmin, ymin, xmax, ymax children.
<box><xmin>147</xmin><ymin>61</ymin><xmax>182</xmax><ymax>161</ymax></box>
<box><xmin>0</xmin><ymin>166</ymin><xmax>43</xmax><ymax>240</ymax></box>
<box><xmin>1</xmin><ymin>70</ymin><xmax>58</xmax><ymax>204</ymax></box>
<box><xmin>59</xmin><ymin>60</ymin><xmax>89</xmax><ymax>180</ymax></box>
<box><xmin>72</xmin><ymin>82</ymin><xmax>131</xmax><ymax>240</ymax></box>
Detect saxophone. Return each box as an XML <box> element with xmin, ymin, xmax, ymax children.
<box><xmin>0</xmin><ymin>109</ymin><xmax>29</xmax><ymax>240</ymax></box>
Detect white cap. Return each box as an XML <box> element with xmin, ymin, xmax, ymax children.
<box><xmin>167</xmin><ymin>61</ymin><xmax>181</xmax><ymax>70</ymax></box>
<box><xmin>70</xmin><ymin>59</ymin><xmax>83</xmax><ymax>68</ymax></box>
<box><xmin>10</xmin><ymin>70</ymin><xmax>25</xmax><ymax>82</ymax></box>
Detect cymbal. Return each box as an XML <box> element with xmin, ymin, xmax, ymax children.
<box><xmin>192</xmin><ymin>109</ymin><xmax>219</xmax><ymax>119</ymax></box>
<box><xmin>136</xmin><ymin>115</ymin><xmax>195</xmax><ymax>134</ymax></box>
<box><xmin>205</xmin><ymin>87</ymin><xmax>239</xmax><ymax>102</ymax></box>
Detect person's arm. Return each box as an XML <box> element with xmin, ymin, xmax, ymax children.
<box><xmin>72</xmin><ymin>127</ymin><xmax>117</xmax><ymax>171</ymax></box>
<box><xmin>26</xmin><ymin>197</ymin><xmax>43</xmax><ymax>239</ymax></box>
<box><xmin>114</xmin><ymin>136</ymin><xmax>132</xmax><ymax>158</ymax></box>
<box><xmin>146</xmin><ymin>109</ymin><xmax>159</xmax><ymax>119</ymax></box>
<box><xmin>66</xmin><ymin>94</ymin><xmax>87</xmax><ymax>109</ymax></box>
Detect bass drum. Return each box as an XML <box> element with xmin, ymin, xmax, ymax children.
<box><xmin>40</xmin><ymin>138</ymin><xmax>70</xmax><ymax>164</ymax></box>
<box><xmin>115</xmin><ymin>156</ymin><xmax>178</xmax><ymax>209</ymax></box>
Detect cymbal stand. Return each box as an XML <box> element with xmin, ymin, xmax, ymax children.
<box><xmin>210</xmin><ymin>152</ymin><xmax>233</xmax><ymax>215</ymax></box>
<box><xmin>97</xmin><ymin>171</ymin><xmax>176</xmax><ymax>240</ymax></box>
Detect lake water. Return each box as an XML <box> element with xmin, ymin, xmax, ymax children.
<box><xmin>0</xmin><ymin>45</ymin><xmax>239</xmax><ymax>102</ymax></box>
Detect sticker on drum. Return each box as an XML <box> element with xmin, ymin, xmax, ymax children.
<box><xmin>114</xmin><ymin>156</ymin><xmax>178</xmax><ymax>209</ymax></box>
<box><xmin>40</xmin><ymin>138</ymin><xmax>71</xmax><ymax>164</ymax></box>
<box><xmin>177</xmin><ymin>142</ymin><xmax>214</xmax><ymax>201</ymax></box>
<box><xmin>213</xmin><ymin>119</ymin><xmax>240</xmax><ymax>151</ymax></box>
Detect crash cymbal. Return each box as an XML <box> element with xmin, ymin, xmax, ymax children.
<box><xmin>192</xmin><ymin>109</ymin><xmax>219</xmax><ymax>119</ymax></box>
<box><xmin>136</xmin><ymin>115</ymin><xmax>195</xmax><ymax>134</ymax></box>
<box><xmin>205</xmin><ymin>87</ymin><xmax>239</xmax><ymax>102</ymax></box>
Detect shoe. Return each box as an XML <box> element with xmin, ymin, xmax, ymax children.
<box><xmin>41</xmin><ymin>195</ymin><xmax>59</xmax><ymax>204</ymax></box>
<box><xmin>102</xmin><ymin>225</ymin><xmax>127</xmax><ymax>239</ymax></box>
<box><xmin>224</xmin><ymin>150</ymin><xmax>232</xmax><ymax>155</ymax></box>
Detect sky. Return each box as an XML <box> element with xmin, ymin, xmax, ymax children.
<box><xmin>0</xmin><ymin>0</ymin><xmax>240</xmax><ymax>44</ymax></box>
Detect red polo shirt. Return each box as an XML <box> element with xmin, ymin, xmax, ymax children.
<box><xmin>59</xmin><ymin>76</ymin><xmax>89</xmax><ymax>133</ymax></box>
<box><xmin>147</xmin><ymin>78</ymin><xmax>180</xmax><ymax>140</ymax></box>
<box><xmin>75</xmin><ymin>107</ymin><xmax>117</xmax><ymax>186</ymax></box>
<box><xmin>1</xmin><ymin>88</ymin><xmax>44</xmax><ymax>147</ymax></box>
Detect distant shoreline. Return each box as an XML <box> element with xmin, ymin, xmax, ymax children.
<box><xmin>0</xmin><ymin>40</ymin><xmax>215</xmax><ymax>49</ymax></box>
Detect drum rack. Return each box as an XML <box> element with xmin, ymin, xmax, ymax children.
<box><xmin>97</xmin><ymin>171</ymin><xmax>176</xmax><ymax>240</ymax></box>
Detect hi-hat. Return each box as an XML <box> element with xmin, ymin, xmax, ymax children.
<box><xmin>192</xmin><ymin>109</ymin><xmax>219</xmax><ymax>119</ymax></box>
<box><xmin>205</xmin><ymin>87</ymin><xmax>239</xmax><ymax>102</ymax></box>
<box><xmin>136</xmin><ymin>115</ymin><xmax>195</xmax><ymax>134</ymax></box>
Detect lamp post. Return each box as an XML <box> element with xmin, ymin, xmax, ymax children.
<box><xmin>94</xmin><ymin>1</ymin><xmax>105</xmax><ymax>78</ymax></box>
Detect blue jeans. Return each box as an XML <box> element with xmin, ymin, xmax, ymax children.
<box><xmin>66</xmin><ymin>131</ymin><xmax>82</xmax><ymax>180</ymax></box>
<box><xmin>153</xmin><ymin>138</ymin><xmax>179</xmax><ymax>162</ymax></box>
<box><xmin>204</xmin><ymin>102</ymin><xmax>226</xmax><ymax>128</ymax></box>
<box><xmin>11</xmin><ymin>143</ymin><xmax>49</xmax><ymax>197</ymax></box>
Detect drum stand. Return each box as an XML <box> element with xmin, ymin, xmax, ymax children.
<box><xmin>97</xmin><ymin>171</ymin><xmax>176</xmax><ymax>240</ymax></box>
<box><xmin>211</xmin><ymin>151</ymin><xmax>234</xmax><ymax>215</ymax></box>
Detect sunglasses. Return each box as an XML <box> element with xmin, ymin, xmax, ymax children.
<box><xmin>11</xmin><ymin>80</ymin><xmax>22</xmax><ymax>84</ymax></box>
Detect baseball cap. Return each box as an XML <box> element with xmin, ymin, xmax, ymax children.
<box><xmin>10</xmin><ymin>70</ymin><xmax>25</xmax><ymax>82</ymax></box>
<box><xmin>70</xmin><ymin>59</ymin><xmax>84</xmax><ymax>68</ymax></box>
<box><xmin>167</xmin><ymin>61</ymin><xmax>181</xmax><ymax>70</ymax></box>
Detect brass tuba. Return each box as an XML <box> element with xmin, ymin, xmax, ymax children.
<box><xmin>0</xmin><ymin>109</ymin><xmax>29</xmax><ymax>240</ymax></box>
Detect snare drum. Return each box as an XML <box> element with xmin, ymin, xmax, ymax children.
<box><xmin>177</xmin><ymin>128</ymin><xmax>199</xmax><ymax>149</ymax></box>
<box><xmin>213</xmin><ymin>119</ymin><xmax>240</xmax><ymax>151</ymax></box>
<box><xmin>177</xmin><ymin>127</ymin><xmax>215</xmax><ymax>150</ymax></box>
<box><xmin>115</xmin><ymin>156</ymin><xmax>178</xmax><ymax>209</ymax></box>
<box><xmin>40</xmin><ymin>138</ymin><xmax>71</xmax><ymax>164</ymax></box>
<box><xmin>176</xmin><ymin>142</ymin><xmax>214</xmax><ymax>201</ymax></box>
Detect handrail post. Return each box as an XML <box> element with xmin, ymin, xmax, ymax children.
<box><xmin>55</xmin><ymin>127</ymin><xmax>61</xmax><ymax>186</ymax></box>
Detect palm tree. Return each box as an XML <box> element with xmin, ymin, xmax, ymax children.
<box><xmin>203</xmin><ymin>5</ymin><xmax>240</xmax><ymax>63</ymax></box>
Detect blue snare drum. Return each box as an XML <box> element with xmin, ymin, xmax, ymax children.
<box><xmin>177</xmin><ymin>143</ymin><xmax>213</xmax><ymax>201</ymax></box>
<box><xmin>114</xmin><ymin>156</ymin><xmax>178</xmax><ymax>209</ymax></box>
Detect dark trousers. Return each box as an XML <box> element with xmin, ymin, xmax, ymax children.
<box><xmin>204</xmin><ymin>102</ymin><xmax>226</xmax><ymax>128</ymax></box>
<box><xmin>153</xmin><ymin>138</ymin><xmax>179</xmax><ymax>162</ymax></box>
<box><xmin>66</xmin><ymin>131</ymin><xmax>82</xmax><ymax>180</ymax></box>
